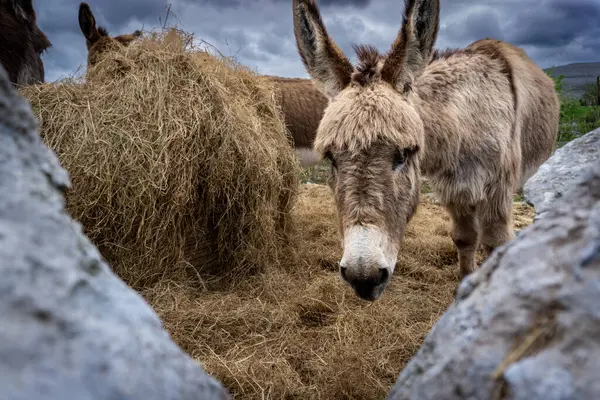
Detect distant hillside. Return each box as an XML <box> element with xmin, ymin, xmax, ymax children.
<box><xmin>544</xmin><ymin>62</ymin><xmax>600</xmax><ymax>99</ymax></box>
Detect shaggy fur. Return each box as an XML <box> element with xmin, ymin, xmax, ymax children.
<box><xmin>0</xmin><ymin>0</ymin><xmax>51</xmax><ymax>86</ymax></box>
<box><xmin>292</xmin><ymin>0</ymin><xmax>560</xmax><ymax>300</ymax></box>
<box><xmin>265</xmin><ymin>76</ymin><xmax>328</xmax><ymax>150</ymax></box>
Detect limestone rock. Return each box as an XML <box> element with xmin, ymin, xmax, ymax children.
<box><xmin>388</xmin><ymin>158</ymin><xmax>600</xmax><ymax>399</ymax></box>
<box><xmin>0</xmin><ymin>65</ymin><xmax>230</xmax><ymax>399</ymax></box>
<box><xmin>524</xmin><ymin>128</ymin><xmax>600</xmax><ymax>219</ymax></box>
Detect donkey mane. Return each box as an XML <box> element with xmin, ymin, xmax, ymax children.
<box><xmin>352</xmin><ymin>44</ymin><xmax>381</xmax><ymax>86</ymax></box>
<box><xmin>350</xmin><ymin>44</ymin><xmax>478</xmax><ymax>87</ymax></box>
<box><xmin>430</xmin><ymin>47</ymin><xmax>463</xmax><ymax>61</ymax></box>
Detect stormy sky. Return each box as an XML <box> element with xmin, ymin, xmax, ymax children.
<box><xmin>36</xmin><ymin>0</ymin><xmax>600</xmax><ymax>82</ymax></box>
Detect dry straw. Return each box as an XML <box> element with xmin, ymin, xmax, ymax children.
<box><xmin>19</xmin><ymin>26</ymin><xmax>537</xmax><ymax>399</ymax></box>
<box><xmin>21</xmin><ymin>28</ymin><xmax>301</xmax><ymax>289</ymax></box>
<box><xmin>142</xmin><ymin>184</ymin><xmax>535</xmax><ymax>399</ymax></box>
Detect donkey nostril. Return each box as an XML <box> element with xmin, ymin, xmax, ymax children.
<box><xmin>340</xmin><ymin>265</ymin><xmax>348</xmax><ymax>281</ymax></box>
<box><xmin>377</xmin><ymin>268</ymin><xmax>389</xmax><ymax>285</ymax></box>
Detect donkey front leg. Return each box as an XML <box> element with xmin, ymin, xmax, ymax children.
<box><xmin>447</xmin><ymin>203</ymin><xmax>481</xmax><ymax>277</ymax></box>
<box><xmin>478</xmin><ymin>189</ymin><xmax>516</xmax><ymax>257</ymax></box>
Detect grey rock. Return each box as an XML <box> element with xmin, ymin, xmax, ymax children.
<box><xmin>0</xmin><ymin>65</ymin><xmax>230</xmax><ymax>399</ymax></box>
<box><xmin>524</xmin><ymin>128</ymin><xmax>600</xmax><ymax>219</ymax></box>
<box><xmin>387</xmin><ymin>157</ymin><xmax>600</xmax><ymax>400</ymax></box>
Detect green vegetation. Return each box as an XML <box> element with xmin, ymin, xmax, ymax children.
<box><xmin>546</xmin><ymin>69</ymin><xmax>600</xmax><ymax>147</ymax></box>
<box><xmin>299</xmin><ymin>160</ymin><xmax>331</xmax><ymax>184</ymax></box>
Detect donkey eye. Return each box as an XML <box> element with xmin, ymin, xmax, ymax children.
<box><xmin>392</xmin><ymin>149</ymin><xmax>407</xmax><ymax>170</ymax></box>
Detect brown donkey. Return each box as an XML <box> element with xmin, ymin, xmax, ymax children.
<box><xmin>77</xmin><ymin>2</ymin><xmax>328</xmax><ymax>168</ymax></box>
<box><xmin>0</xmin><ymin>0</ymin><xmax>51</xmax><ymax>86</ymax></box>
<box><xmin>78</xmin><ymin>2</ymin><xmax>142</xmax><ymax>66</ymax></box>
<box><xmin>292</xmin><ymin>0</ymin><xmax>559</xmax><ymax>301</ymax></box>
<box><xmin>264</xmin><ymin>75</ymin><xmax>328</xmax><ymax>167</ymax></box>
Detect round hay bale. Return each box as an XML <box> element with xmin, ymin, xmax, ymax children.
<box><xmin>20</xmin><ymin>29</ymin><xmax>301</xmax><ymax>289</ymax></box>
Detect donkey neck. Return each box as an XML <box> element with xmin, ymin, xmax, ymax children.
<box><xmin>411</xmin><ymin>52</ymin><xmax>515</xmax><ymax>179</ymax></box>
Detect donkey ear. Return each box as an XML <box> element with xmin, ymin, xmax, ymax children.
<box><xmin>292</xmin><ymin>0</ymin><xmax>353</xmax><ymax>98</ymax></box>
<box><xmin>78</xmin><ymin>2</ymin><xmax>101</xmax><ymax>46</ymax></box>
<box><xmin>11</xmin><ymin>0</ymin><xmax>35</xmax><ymax>22</ymax></box>
<box><xmin>381</xmin><ymin>0</ymin><xmax>440</xmax><ymax>92</ymax></box>
<box><xmin>13</xmin><ymin>0</ymin><xmax>33</xmax><ymax>10</ymax></box>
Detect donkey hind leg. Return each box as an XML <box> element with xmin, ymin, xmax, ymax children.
<box><xmin>479</xmin><ymin>188</ymin><xmax>515</xmax><ymax>258</ymax></box>
<box><xmin>447</xmin><ymin>203</ymin><xmax>481</xmax><ymax>278</ymax></box>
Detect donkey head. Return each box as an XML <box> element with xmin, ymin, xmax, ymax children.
<box><xmin>293</xmin><ymin>0</ymin><xmax>439</xmax><ymax>301</ymax></box>
<box><xmin>78</xmin><ymin>2</ymin><xmax>142</xmax><ymax>66</ymax></box>
<box><xmin>1</xmin><ymin>0</ymin><xmax>51</xmax><ymax>85</ymax></box>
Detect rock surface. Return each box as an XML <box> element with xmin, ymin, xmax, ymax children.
<box><xmin>387</xmin><ymin>158</ymin><xmax>600</xmax><ymax>399</ymax></box>
<box><xmin>524</xmin><ymin>128</ymin><xmax>600</xmax><ymax>219</ymax></box>
<box><xmin>0</xmin><ymin>65</ymin><xmax>230</xmax><ymax>399</ymax></box>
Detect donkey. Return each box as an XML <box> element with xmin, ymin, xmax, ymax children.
<box><xmin>0</xmin><ymin>0</ymin><xmax>51</xmax><ymax>86</ymax></box>
<box><xmin>292</xmin><ymin>0</ymin><xmax>560</xmax><ymax>301</ymax></box>
<box><xmin>78</xmin><ymin>2</ymin><xmax>142</xmax><ymax>67</ymax></box>
<box><xmin>77</xmin><ymin>2</ymin><xmax>328</xmax><ymax>168</ymax></box>
<box><xmin>264</xmin><ymin>75</ymin><xmax>328</xmax><ymax>167</ymax></box>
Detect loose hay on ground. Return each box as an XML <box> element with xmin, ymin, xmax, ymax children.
<box><xmin>20</xmin><ymin>29</ymin><xmax>300</xmax><ymax>289</ymax></box>
<box><xmin>142</xmin><ymin>183</ymin><xmax>536</xmax><ymax>399</ymax></box>
<box><xmin>18</xmin><ymin>27</ymin><xmax>538</xmax><ymax>398</ymax></box>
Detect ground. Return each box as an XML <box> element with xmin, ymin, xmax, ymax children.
<box><xmin>140</xmin><ymin>162</ymin><xmax>535</xmax><ymax>399</ymax></box>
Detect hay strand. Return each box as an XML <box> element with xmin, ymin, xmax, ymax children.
<box><xmin>21</xmin><ymin>28</ymin><xmax>300</xmax><ymax>289</ymax></box>
<box><xmin>141</xmin><ymin>184</ymin><xmax>535</xmax><ymax>399</ymax></box>
<box><xmin>20</xmin><ymin>26</ymin><xmax>538</xmax><ymax>399</ymax></box>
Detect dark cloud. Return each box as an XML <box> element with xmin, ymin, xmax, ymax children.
<box><xmin>312</xmin><ymin>0</ymin><xmax>371</xmax><ymax>6</ymax></box>
<box><xmin>197</xmin><ymin>0</ymin><xmax>371</xmax><ymax>8</ymax></box>
<box><xmin>507</xmin><ymin>0</ymin><xmax>600</xmax><ymax>49</ymax></box>
<box><xmin>186</xmin><ymin>0</ymin><xmax>371</xmax><ymax>9</ymax></box>
<box><xmin>97</xmin><ymin>0</ymin><xmax>166</xmax><ymax>28</ymax></box>
<box><xmin>37</xmin><ymin>0</ymin><xmax>164</xmax><ymax>34</ymax></box>
<box><xmin>444</xmin><ymin>8</ymin><xmax>504</xmax><ymax>43</ymax></box>
<box><xmin>34</xmin><ymin>0</ymin><xmax>600</xmax><ymax>82</ymax></box>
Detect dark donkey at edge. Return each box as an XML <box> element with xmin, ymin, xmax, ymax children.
<box><xmin>0</xmin><ymin>0</ymin><xmax>51</xmax><ymax>86</ymax></box>
<box><xmin>292</xmin><ymin>0</ymin><xmax>560</xmax><ymax>300</ymax></box>
<box><xmin>77</xmin><ymin>1</ymin><xmax>329</xmax><ymax>168</ymax></box>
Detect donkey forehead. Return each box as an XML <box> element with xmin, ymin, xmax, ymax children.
<box><xmin>115</xmin><ymin>33</ymin><xmax>138</xmax><ymax>42</ymax></box>
<box><xmin>93</xmin><ymin>34</ymin><xmax>134</xmax><ymax>50</ymax></box>
<box><xmin>314</xmin><ymin>85</ymin><xmax>424</xmax><ymax>153</ymax></box>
